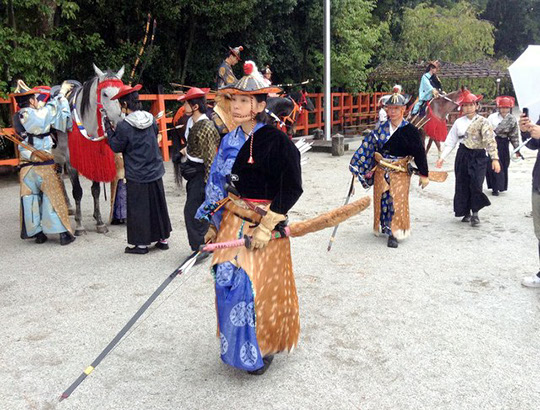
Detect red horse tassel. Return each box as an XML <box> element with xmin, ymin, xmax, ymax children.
<box><xmin>423</xmin><ymin>103</ymin><xmax>448</xmax><ymax>142</ymax></box>
<box><xmin>68</xmin><ymin>125</ymin><xmax>117</xmax><ymax>183</ymax></box>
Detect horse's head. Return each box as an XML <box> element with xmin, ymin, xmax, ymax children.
<box><xmin>430</xmin><ymin>90</ymin><xmax>460</xmax><ymax>120</ymax></box>
<box><xmin>266</xmin><ymin>96</ymin><xmax>296</xmax><ymax>136</ymax></box>
<box><xmin>290</xmin><ymin>89</ymin><xmax>315</xmax><ymax>112</ymax></box>
<box><xmin>93</xmin><ymin>64</ymin><xmax>125</xmax><ymax>127</ymax></box>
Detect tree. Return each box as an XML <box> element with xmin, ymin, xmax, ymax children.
<box><xmin>398</xmin><ymin>1</ymin><xmax>495</xmax><ymax>63</ymax></box>
<box><xmin>482</xmin><ymin>0</ymin><xmax>540</xmax><ymax>60</ymax></box>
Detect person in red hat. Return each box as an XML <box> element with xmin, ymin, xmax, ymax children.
<box><xmin>216</xmin><ymin>46</ymin><xmax>243</xmax><ymax>89</ymax></box>
<box><xmin>104</xmin><ymin>84</ymin><xmax>172</xmax><ymax>254</ymax></box>
<box><xmin>177</xmin><ymin>87</ymin><xmax>220</xmax><ymax>255</ymax></box>
<box><xmin>486</xmin><ymin>96</ymin><xmax>519</xmax><ymax>196</ymax></box>
<box><xmin>436</xmin><ymin>88</ymin><xmax>500</xmax><ymax>227</ymax></box>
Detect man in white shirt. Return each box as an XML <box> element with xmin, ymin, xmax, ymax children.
<box><xmin>436</xmin><ymin>89</ymin><xmax>500</xmax><ymax>226</ymax></box>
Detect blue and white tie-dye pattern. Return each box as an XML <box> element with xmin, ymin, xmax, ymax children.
<box><xmin>196</xmin><ymin>123</ymin><xmax>265</xmax><ymax>228</ymax></box>
<box><xmin>350</xmin><ymin>120</ymin><xmax>408</xmax><ymax>235</ymax></box>
<box><xmin>196</xmin><ymin>122</ymin><xmax>267</xmax><ymax>371</ymax></box>
<box><xmin>213</xmin><ymin>262</ymin><xmax>263</xmax><ymax>371</ymax></box>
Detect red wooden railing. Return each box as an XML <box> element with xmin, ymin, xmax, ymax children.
<box><xmin>0</xmin><ymin>91</ymin><xmax>386</xmax><ymax>166</ymax></box>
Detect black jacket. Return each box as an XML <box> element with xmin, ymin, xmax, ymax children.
<box><xmin>381</xmin><ymin>123</ymin><xmax>429</xmax><ymax>177</ymax></box>
<box><xmin>231</xmin><ymin>125</ymin><xmax>303</xmax><ymax>215</ymax></box>
<box><xmin>108</xmin><ymin>111</ymin><xmax>165</xmax><ymax>183</ymax></box>
<box><xmin>524</xmin><ymin>119</ymin><xmax>540</xmax><ymax>192</ymax></box>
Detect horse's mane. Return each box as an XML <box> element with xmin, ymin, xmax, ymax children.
<box><xmin>80</xmin><ymin>69</ymin><xmax>118</xmax><ymax>118</ymax></box>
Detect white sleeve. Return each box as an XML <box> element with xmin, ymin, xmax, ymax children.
<box><xmin>440</xmin><ymin>121</ymin><xmax>459</xmax><ymax>161</ymax></box>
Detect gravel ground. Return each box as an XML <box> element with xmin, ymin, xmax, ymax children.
<box><xmin>1</xmin><ymin>142</ymin><xmax>539</xmax><ymax>410</ymax></box>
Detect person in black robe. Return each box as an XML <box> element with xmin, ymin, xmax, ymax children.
<box><xmin>106</xmin><ymin>84</ymin><xmax>172</xmax><ymax>254</ymax></box>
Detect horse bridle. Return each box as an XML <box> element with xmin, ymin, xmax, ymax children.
<box><xmin>95</xmin><ymin>78</ymin><xmax>124</xmax><ymax>138</ymax></box>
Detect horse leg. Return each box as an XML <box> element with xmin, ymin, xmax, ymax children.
<box><xmin>59</xmin><ymin>168</ymin><xmax>75</xmax><ymax>216</ymax></box>
<box><xmin>91</xmin><ymin>181</ymin><xmax>108</xmax><ymax>233</ymax></box>
<box><xmin>426</xmin><ymin>138</ymin><xmax>433</xmax><ymax>154</ymax></box>
<box><xmin>68</xmin><ymin>165</ymin><xmax>86</xmax><ymax>236</ymax></box>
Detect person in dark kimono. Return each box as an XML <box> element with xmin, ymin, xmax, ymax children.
<box><xmin>486</xmin><ymin>96</ymin><xmax>520</xmax><ymax>196</ymax></box>
<box><xmin>196</xmin><ymin>61</ymin><xmax>302</xmax><ymax>375</ymax></box>
<box><xmin>177</xmin><ymin>87</ymin><xmax>220</xmax><ymax>254</ymax></box>
<box><xmin>105</xmin><ymin>84</ymin><xmax>172</xmax><ymax>254</ymax></box>
<box><xmin>436</xmin><ymin>89</ymin><xmax>501</xmax><ymax>227</ymax></box>
<box><xmin>350</xmin><ymin>89</ymin><xmax>429</xmax><ymax>248</ymax></box>
<box><xmin>216</xmin><ymin>46</ymin><xmax>243</xmax><ymax>89</ymax></box>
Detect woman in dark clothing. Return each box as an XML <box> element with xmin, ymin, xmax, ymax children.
<box><xmin>106</xmin><ymin>84</ymin><xmax>172</xmax><ymax>254</ymax></box>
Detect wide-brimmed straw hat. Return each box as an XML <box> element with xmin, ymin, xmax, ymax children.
<box><xmin>218</xmin><ymin>61</ymin><xmax>282</xmax><ymax>95</ymax></box>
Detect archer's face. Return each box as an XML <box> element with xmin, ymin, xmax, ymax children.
<box><xmin>462</xmin><ymin>103</ymin><xmax>476</xmax><ymax>116</ymax></box>
<box><xmin>499</xmin><ymin>107</ymin><xmax>511</xmax><ymax>116</ymax></box>
<box><xmin>183</xmin><ymin>102</ymin><xmax>193</xmax><ymax>117</ymax></box>
<box><xmin>230</xmin><ymin>94</ymin><xmax>265</xmax><ymax>124</ymax></box>
<box><xmin>386</xmin><ymin>105</ymin><xmax>405</xmax><ymax>123</ymax></box>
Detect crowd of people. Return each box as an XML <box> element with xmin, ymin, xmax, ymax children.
<box><xmin>6</xmin><ymin>48</ymin><xmax>540</xmax><ymax>378</ymax></box>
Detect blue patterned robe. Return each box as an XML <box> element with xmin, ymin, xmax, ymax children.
<box><xmin>17</xmin><ymin>96</ymin><xmax>72</xmax><ymax>237</ymax></box>
<box><xmin>350</xmin><ymin>120</ymin><xmax>408</xmax><ymax>236</ymax></box>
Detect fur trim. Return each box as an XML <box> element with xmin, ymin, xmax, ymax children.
<box><xmin>392</xmin><ymin>229</ymin><xmax>410</xmax><ymax>241</ymax></box>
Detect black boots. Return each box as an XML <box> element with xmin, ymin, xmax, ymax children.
<box><xmin>155</xmin><ymin>241</ymin><xmax>169</xmax><ymax>250</ymax></box>
<box><xmin>470</xmin><ymin>214</ymin><xmax>480</xmax><ymax>227</ymax></box>
<box><xmin>60</xmin><ymin>232</ymin><xmax>76</xmax><ymax>246</ymax></box>
<box><xmin>461</xmin><ymin>214</ymin><xmax>471</xmax><ymax>223</ymax></box>
<box><xmin>387</xmin><ymin>235</ymin><xmax>398</xmax><ymax>248</ymax></box>
<box><xmin>248</xmin><ymin>355</ymin><xmax>274</xmax><ymax>375</ymax></box>
<box><xmin>125</xmin><ymin>246</ymin><xmax>149</xmax><ymax>254</ymax></box>
<box><xmin>34</xmin><ymin>232</ymin><xmax>48</xmax><ymax>244</ymax></box>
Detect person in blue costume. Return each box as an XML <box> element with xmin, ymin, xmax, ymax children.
<box><xmin>196</xmin><ymin>61</ymin><xmax>303</xmax><ymax>375</ymax></box>
<box><xmin>10</xmin><ymin>80</ymin><xmax>75</xmax><ymax>245</ymax></box>
<box><xmin>350</xmin><ymin>90</ymin><xmax>430</xmax><ymax>248</ymax></box>
<box><xmin>411</xmin><ymin>60</ymin><xmax>442</xmax><ymax>116</ymax></box>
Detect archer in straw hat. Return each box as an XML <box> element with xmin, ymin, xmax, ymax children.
<box><xmin>196</xmin><ymin>61</ymin><xmax>302</xmax><ymax>375</ymax></box>
<box><xmin>350</xmin><ymin>86</ymin><xmax>429</xmax><ymax>248</ymax></box>
<box><xmin>9</xmin><ymin>79</ymin><xmax>75</xmax><ymax>246</ymax></box>
<box><xmin>216</xmin><ymin>45</ymin><xmax>243</xmax><ymax>90</ymax></box>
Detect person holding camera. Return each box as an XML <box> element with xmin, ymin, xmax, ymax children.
<box><xmin>177</xmin><ymin>88</ymin><xmax>220</xmax><ymax>252</ymax></box>
<box><xmin>519</xmin><ymin>112</ymin><xmax>540</xmax><ymax>287</ymax></box>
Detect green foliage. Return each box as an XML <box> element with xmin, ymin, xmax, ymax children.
<box><xmin>482</xmin><ymin>0</ymin><xmax>540</xmax><ymax>59</ymax></box>
<box><xmin>0</xmin><ymin>0</ymin><xmax>527</xmax><ymax>100</ymax></box>
<box><xmin>399</xmin><ymin>1</ymin><xmax>495</xmax><ymax>63</ymax></box>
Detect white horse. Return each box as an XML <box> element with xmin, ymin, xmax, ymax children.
<box><xmin>54</xmin><ymin>64</ymin><xmax>124</xmax><ymax>235</ymax></box>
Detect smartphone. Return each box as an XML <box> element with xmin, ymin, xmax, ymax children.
<box><xmin>523</xmin><ymin>107</ymin><xmax>529</xmax><ymax>117</ymax></box>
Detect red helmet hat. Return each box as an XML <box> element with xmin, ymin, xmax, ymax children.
<box><xmin>457</xmin><ymin>89</ymin><xmax>483</xmax><ymax>105</ymax></box>
<box><xmin>495</xmin><ymin>96</ymin><xmax>515</xmax><ymax>108</ymax></box>
<box><xmin>111</xmin><ymin>84</ymin><xmax>142</xmax><ymax>100</ymax></box>
<box><xmin>177</xmin><ymin>87</ymin><xmax>210</xmax><ymax>102</ymax></box>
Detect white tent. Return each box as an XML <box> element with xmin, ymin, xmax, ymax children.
<box><xmin>509</xmin><ymin>45</ymin><xmax>540</xmax><ymax>123</ymax></box>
